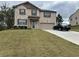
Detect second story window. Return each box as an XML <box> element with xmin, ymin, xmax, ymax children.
<box><xmin>76</xmin><ymin>22</ymin><xmax>78</xmax><ymax>25</ymax></box>
<box><xmin>19</xmin><ymin>9</ymin><xmax>26</xmax><ymax>15</ymax></box>
<box><xmin>31</xmin><ymin>9</ymin><xmax>37</xmax><ymax>16</ymax></box>
<box><xmin>44</xmin><ymin>12</ymin><xmax>51</xmax><ymax>17</ymax></box>
<box><xmin>75</xmin><ymin>17</ymin><xmax>77</xmax><ymax>20</ymax></box>
<box><xmin>71</xmin><ymin>19</ymin><xmax>72</xmax><ymax>21</ymax></box>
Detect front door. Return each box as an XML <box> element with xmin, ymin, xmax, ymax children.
<box><xmin>31</xmin><ymin>21</ymin><xmax>38</xmax><ymax>29</ymax></box>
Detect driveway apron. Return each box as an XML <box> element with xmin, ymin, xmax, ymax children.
<box><xmin>44</xmin><ymin>30</ymin><xmax>79</xmax><ymax>45</ymax></box>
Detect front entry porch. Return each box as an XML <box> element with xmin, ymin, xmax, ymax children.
<box><xmin>28</xmin><ymin>16</ymin><xmax>40</xmax><ymax>29</ymax></box>
<box><xmin>31</xmin><ymin>21</ymin><xmax>38</xmax><ymax>28</ymax></box>
<box><xmin>30</xmin><ymin>19</ymin><xmax>39</xmax><ymax>29</ymax></box>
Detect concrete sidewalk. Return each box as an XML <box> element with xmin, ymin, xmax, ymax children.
<box><xmin>44</xmin><ymin>30</ymin><xmax>79</xmax><ymax>45</ymax></box>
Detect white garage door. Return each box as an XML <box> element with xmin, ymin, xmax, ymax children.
<box><xmin>39</xmin><ymin>23</ymin><xmax>54</xmax><ymax>29</ymax></box>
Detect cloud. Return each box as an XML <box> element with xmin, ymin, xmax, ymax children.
<box><xmin>31</xmin><ymin>1</ymin><xmax>79</xmax><ymax>21</ymax></box>
<box><xmin>31</xmin><ymin>1</ymin><xmax>63</xmax><ymax>9</ymax></box>
<box><xmin>52</xmin><ymin>1</ymin><xmax>79</xmax><ymax>19</ymax></box>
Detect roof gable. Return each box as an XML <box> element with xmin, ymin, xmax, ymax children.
<box><xmin>14</xmin><ymin>2</ymin><xmax>40</xmax><ymax>9</ymax></box>
<box><xmin>69</xmin><ymin>9</ymin><xmax>79</xmax><ymax>19</ymax></box>
<box><xmin>14</xmin><ymin>1</ymin><xmax>56</xmax><ymax>13</ymax></box>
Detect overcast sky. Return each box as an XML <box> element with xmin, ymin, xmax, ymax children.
<box><xmin>0</xmin><ymin>1</ymin><xmax>79</xmax><ymax>23</ymax></box>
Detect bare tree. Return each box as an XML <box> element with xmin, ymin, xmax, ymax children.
<box><xmin>0</xmin><ymin>2</ymin><xmax>14</xmax><ymax>29</ymax></box>
<box><xmin>56</xmin><ymin>14</ymin><xmax>63</xmax><ymax>25</ymax></box>
<box><xmin>0</xmin><ymin>2</ymin><xmax>9</xmax><ymax>22</ymax></box>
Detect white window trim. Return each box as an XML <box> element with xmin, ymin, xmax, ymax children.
<box><xmin>17</xmin><ymin>19</ymin><xmax>27</xmax><ymax>26</ymax></box>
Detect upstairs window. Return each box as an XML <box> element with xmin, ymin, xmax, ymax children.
<box><xmin>71</xmin><ymin>19</ymin><xmax>72</xmax><ymax>21</ymax></box>
<box><xmin>31</xmin><ymin>9</ymin><xmax>37</xmax><ymax>16</ymax></box>
<box><xmin>76</xmin><ymin>22</ymin><xmax>78</xmax><ymax>25</ymax></box>
<box><xmin>75</xmin><ymin>17</ymin><xmax>77</xmax><ymax>20</ymax></box>
<box><xmin>19</xmin><ymin>9</ymin><xmax>26</xmax><ymax>15</ymax></box>
<box><xmin>44</xmin><ymin>12</ymin><xmax>51</xmax><ymax>17</ymax></box>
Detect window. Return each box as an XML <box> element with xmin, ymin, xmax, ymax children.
<box><xmin>19</xmin><ymin>9</ymin><xmax>26</xmax><ymax>15</ymax></box>
<box><xmin>71</xmin><ymin>19</ymin><xmax>72</xmax><ymax>21</ymax></box>
<box><xmin>52</xmin><ymin>23</ymin><xmax>55</xmax><ymax>25</ymax></box>
<box><xmin>31</xmin><ymin>9</ymin><xmax>37</xmax><ymax>16</ymax></box>
<box><xmin>18</xmin><ymin>19</ymin><xmax>27</xmax><ymax>25</ymax></box>
<box><xmin>76</xmin><ymin>22</ymin><xmax>78</xmax><ymax>25</ymax></box>
<box><xmin>75</xmin><ymin>17</ymin><xmax>77</xmax><ymax>20</ymax></box>
<box><xmin>44</xmin><ymin>12</ymin><xmax>51</xmax><ymax>17</ymax></box>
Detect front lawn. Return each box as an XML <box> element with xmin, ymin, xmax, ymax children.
<box><xmin>71</xmin><ymin>25</ymin><xmax>79</xmax><ymax>32</ymax></box>
<box><xmin>0</xmin><ymin>29</ymin><xmax>79</xmax><ymax>56</ymax></box>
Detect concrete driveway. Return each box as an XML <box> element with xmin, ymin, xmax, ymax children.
<box><xmin>44</xmin><ymin>30</ymin><xmax>79</xmax><ymax>45</ymax></box>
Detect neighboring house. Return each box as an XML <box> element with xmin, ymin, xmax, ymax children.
<box><xmin>14</xmin><ymin>1</ymin><xmax>57</xmax><ymax>29</ymax></box>
<box><xmin>69</xmin><ymin>9</ymin><xmax>79</xmax><ymax>26</ymax></box>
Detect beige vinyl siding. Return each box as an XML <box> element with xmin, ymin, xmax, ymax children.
<box><xmin>14</xmin><ymin>5</ymin><xmax>28</xmax><ymax>26</ymax></box>
<box><xmin>39</xmin><ymin>12</ymin><xmax>56</xmax><ymax>29</ymax></box>
<box><xmin>26</xmin><ymin>9</ymin><xmax>40</xmax><ymax>16</ymax></box>
<box><xmin>70</xmin><ymin>10</ymin><xmax>79</xmax><ymax>26</ymax></box>
<box><xmin>39</xmin><ymin>12</ymin><xmax>56</xmax><ymax>25</ymax></box>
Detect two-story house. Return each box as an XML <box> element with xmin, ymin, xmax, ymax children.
<box><xmin>14</xmin><ymin>2</ymin><xmax>57</xmax><ymax>29</ymax></box>
<box><xmin>69</xmin><ymin>9</ymin><xmax>79</xmax><ymax>26</ymax></box>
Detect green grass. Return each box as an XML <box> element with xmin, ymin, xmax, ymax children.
<box><xmin>0</xmin><ymin>29</ymin><xmax>79</xmax><ymax>56</ymax></box>
<box><xmin>71</xmin><ymin>25</ymin><xmax>79</xmax><ymax>32</ymax></box>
